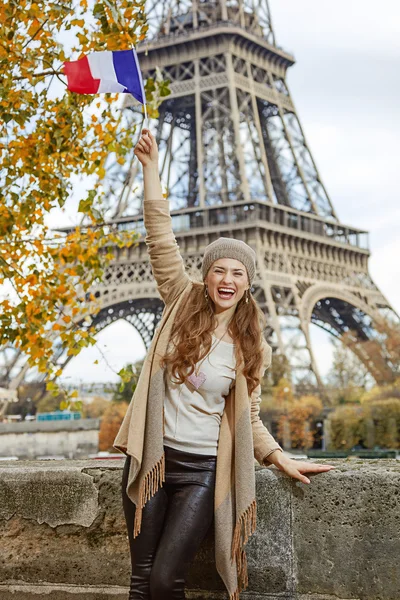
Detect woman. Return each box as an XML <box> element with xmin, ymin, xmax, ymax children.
<box><xmin>113</xmin><ymin>129</ymin><xmax>335</xmax><ymax>600</ymax></box>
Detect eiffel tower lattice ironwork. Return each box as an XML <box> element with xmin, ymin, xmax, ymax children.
<box><xmin>2</xmin><ymin>0</ymin><xmax>399</xmax><ymax>398</ymax></box>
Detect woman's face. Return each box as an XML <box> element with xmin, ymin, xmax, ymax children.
<box><xmin>204</xmin><ymin>258</ymin><xmax>249</xmax><ymax>311</ymax></box>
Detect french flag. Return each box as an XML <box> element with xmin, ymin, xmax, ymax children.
<box><xmin>63</xmin><ymin>49</ymin><xmax>146</xmax><ymax>104</ymax></box>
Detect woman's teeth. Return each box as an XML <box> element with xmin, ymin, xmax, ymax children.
<box><xmin>217</xmin><ymin>289</ymin><xmax>235</xmax><ymax>299</ymax></box>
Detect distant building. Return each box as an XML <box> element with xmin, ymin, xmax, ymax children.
<box><xmin>0</xmin><ymin>387</ymin><xmax>19</xmax><ymax>421</ymax></box>
<box><xmin>0</xmin><ymin>388</ymin><xmax>18</xmax><ymax>403</ymax></box>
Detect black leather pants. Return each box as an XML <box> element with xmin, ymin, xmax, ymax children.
<box><xmin>122</xmin><ymin>444</ymin><xmax>217</xmax><ymax>600</ymax></box>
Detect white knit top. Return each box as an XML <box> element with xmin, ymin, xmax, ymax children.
<box><xmin>163</xmin><ymin>335</ymin><xmax>237</xmax><ymax>455</ymax></box>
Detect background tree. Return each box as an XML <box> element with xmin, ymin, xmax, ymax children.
<box><xmin>262</xmin><ymin>352</ymin><xmax>291</xmax><ymax>394</ymax></box>
<box><xmin>5</xmin><ymin>381</ymin><xmax>44</xmax><ymax>419</ymax></box>
<box><xmin>365</xmin><ymin>399</ymin><xmax>399</xmax><ymax>449</ymax></box>
<box><xmin>328</xmin><ymin>404</ymin><xmax>366</xmax><ymax>450</ymax></box>
<box><xmin>326</xmin><ymin>334</ymin><xmax>372</xmax><ymax>404</ymax></box>
<box><xmin>0</xmin><ymin>0</ymin><xmax>170</xmax><ymax>408</ymax></box>
<box><xmin>36</xmin><ymin>391</ymin><xmax>66</xmax><ymax>414</ymax></box>
<box><xmin>360</xmin><ymin>377</ymin><xmax>400</xmax><ymax>404</ymax></box>
<box><xmin>327</xmin><ymin>384</ymin><xmax>400</xmax><ymax>450</ymax></box>
<box><xmin>278</xmin><ymin>395</ymin><xmax>323</xmax><ymax>450</ymax></box>
<box><xmin>81</xmin><ymin>395</ymin><xmax>109</xmax><ymax>419</ymax></box>
<box><xmin>99</xmin><ymin>401</ymin><xmax>128</xmax><ymax>452</ymax></box>
<box><xmin>272</xmin><ymin>377</ymin><xmax>294</xmax><ymax>406</ymax></box>
<box><xmin>113</xmin><ymin>359</ymin><xmax>144</xmax><ymax>404</ymax></box>
<box><xmin>270</xmin><ymin>379</ymin><xmax>324</xmax><ymax>450</ymax></box>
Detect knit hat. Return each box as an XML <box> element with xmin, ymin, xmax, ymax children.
<box><xmin>201</xmin><ymin>237</ymin><xmax>256</xmax><ymax>284</ymax></box>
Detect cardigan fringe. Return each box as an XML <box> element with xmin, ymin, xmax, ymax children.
<box><xmin>133</xmin><ymin>452</ymin><xmax>166</xmax><ymax>537</ymax></box>
<box><xmin>230</xmin><ymin>497</ymin><xmax>257</xmax><ymax>595</ymax></box>
<box><xmin>231</xmin><ymin>498</ymin><xmax>257</xmax><ymax>560</ymax></box>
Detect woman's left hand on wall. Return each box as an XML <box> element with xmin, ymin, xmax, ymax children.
<box><xmin>268</xmin><ymin>450</ymin><xmax>336</xmax><ymax>484</ymax></box>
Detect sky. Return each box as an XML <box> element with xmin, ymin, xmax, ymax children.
<box><xmin>59</xmin><ymin>0</ymin><xmax>400</xmax><ymax>386</ymax></box>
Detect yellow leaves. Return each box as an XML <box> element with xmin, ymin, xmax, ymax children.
<box><xmin>33</xmin><ymin>238</ymin><xmax>43</xmax><ymax>251</ymax></box>
<box><xmin>67</xmin><ymin>347</ymin><xmax>80</xmax><ymax>356</ymax></box>
<box><xmin>27</xmin><ymin>18</ymin><xmax>41</xmax><ymax>36</ymax></box>
<box><xmin>103</xmin><ymin>133</ymin><xmax>113</xmax><ymax>145</ymax></box>
<box><xmin>0</xmin><ymin>0</ymin><xmax>165</xmax><ymax>400</ymax></box>
<box><xmin>30</xmin><ymin>344</ymin><xmax>45</xmax><ymax>360</ymax></box>
<box><xmin>93</xmin><ymin>123</ymin><xmax>103</xmax><ymax>137</ymax></box>
<box><xmin>26</xmin><ymin>303</ymin><xmax>41</xmax><ymax>319</ymax></box>
<box><xmin>124</xmin><ymin>7</ymin><xmax>135</xmax><ymax>19</ymax></box>
<box><xmin>1</xmin><ymin>299</ymin><xmax>11</xmax><ymax>311</ymax></box>
<box><xmin>29</xmin><ymin>4</ymin><xmax>42</xmax><ymax>18</ymax></box>
<box><xmin>25</xmin><ymin>273</ymin><xmax>38</xmax><ymax>286</ymax></box>
<box><xmin>77</xmin><ymin>32</ymin><xmax>88</xmax><ymax>46</ymax></box>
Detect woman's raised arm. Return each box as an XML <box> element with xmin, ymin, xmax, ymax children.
<box><xmin>135</xmin><ymin>129</ymin><xmax>191</xmax><ymax>307</ymax></box>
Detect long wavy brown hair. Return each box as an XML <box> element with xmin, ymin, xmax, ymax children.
<box><xmin>159</xmin><ymin>280</ymin><xmax>267</xmax><ymax>396</ymax></box>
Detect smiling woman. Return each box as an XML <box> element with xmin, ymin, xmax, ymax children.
<box><xmin>113</xmin><ymin>129</ymin><xmax>336</xmax><ymax>600</ymax></box>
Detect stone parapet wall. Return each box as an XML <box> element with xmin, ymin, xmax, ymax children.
<box><xmin>0</xmin><ymin>419</ymin><xmax>100</xmax><ymax>459</ymax></box>
<box><xmin>0</xmin><ymin>458</ymin><xmax>398</xmax><ymax>600</ymax></box>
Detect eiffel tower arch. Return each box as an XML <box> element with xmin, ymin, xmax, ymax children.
<box><xmin>1</xmin><ymin>0</ymin><xmax>398</xmax><ymax>397</ymax></box>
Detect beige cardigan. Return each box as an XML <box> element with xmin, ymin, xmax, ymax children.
<box><xmin>113</xmin><ymin>198</ymin><xmax>283</xmax><ymax>600</ymax></box>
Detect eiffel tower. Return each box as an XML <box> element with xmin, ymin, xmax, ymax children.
<box><xmin>1</xmin><ymin>0</ymin><xmax>398</xmax><ymax>398</ymax></box>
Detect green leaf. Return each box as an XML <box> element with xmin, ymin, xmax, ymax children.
<box><xmin>93</xmin><ymin>3</ymin><xmax>104</xmax><ymax>16</ymax></box>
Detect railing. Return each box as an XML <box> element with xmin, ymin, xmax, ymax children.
<box><xmin>117</xmin><ymin>201</ymin><xmax>369</xmax><ymax>251</ymax></box>
<box><xmin>137</xmin><ymin>19</ymin><xmax>294</xmax><ymax>64</ymax></box>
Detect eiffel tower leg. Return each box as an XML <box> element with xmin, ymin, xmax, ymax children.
<box><xmin>294</xmin><ymin>287</ymin><xmax>326</xmax><ymax>394</ymax></box>
<box><xmin>226</xmin><ymin>52</ymin><xmax>251</xmax><ymax>203</ymax></box>
<box><xmin>256</xmin><ymin>239</ymin><xmax>284</xmax><ymax>352</ymax></box>
<box><xmin>259</xmin><ymin>236</ymin><xmax>326</xmax><ymax>393</ymax></box>
<box><xmin>249</xmin><ymin>84</ymin><xmax>274</xmax><ymax>201</ymax></box>
<box><xmin>194</xmin><ymin>62</ymin><xmax>206</xmax><ymax>208</ymax></box>
<box><xmin>301</xmin><ymin>284</ymin><xmax>400</xmax><ymax>385</ymax></box>
<box><xmin>214</xmin><ymin>96</ymin><xmax>230</xmax><ymax>204</ymax></box>
<box><xmin>272</xmin><ymin>284</ymin><xmax>324</xmax><ymax>391</ymax></box>
<box><xmin>269</xmin><ymin>92</ymin><xmax>318</xmax><ymax>215</ymax></box>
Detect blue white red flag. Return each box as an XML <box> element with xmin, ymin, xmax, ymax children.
<box><xmin>63</xmin><ymin>49</ymin><xmax>146</xmax><ymax>105</ymax></box>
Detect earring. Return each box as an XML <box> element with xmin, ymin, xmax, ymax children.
<box><xmin>245</xmin><ymin>288</ymin><xmax>249</xmax><ymax>304</ymax></box>
<box><xmin>204</xmin><ymin>286</ymin><xmax>209</xmax><ymax>301</ymax></box>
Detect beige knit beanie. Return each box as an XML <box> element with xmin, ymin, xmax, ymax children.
<box><xmin>201</xmin><ymin>237</ymin><xmax>256</xmax><ymax>284</ymax></box>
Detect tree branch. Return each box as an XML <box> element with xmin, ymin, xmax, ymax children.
<box><xmin>12</xmin><ymin>70</ymin><xmax>64</xmax><ymax>81</ymax></box>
